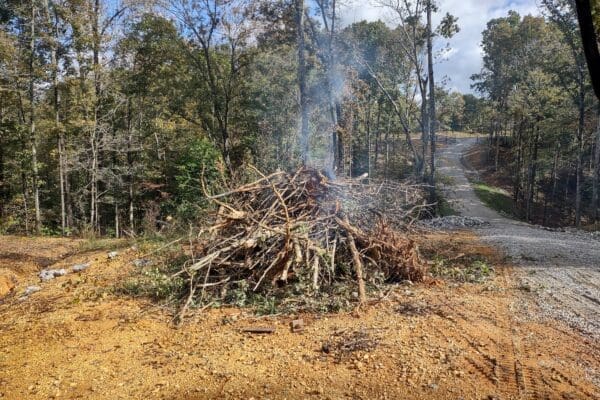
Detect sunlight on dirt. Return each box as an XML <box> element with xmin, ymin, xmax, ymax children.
<box><xmin>0</xmin><ymin>233</ymin><xmax>598</xmax><ymax>399</ymax></box>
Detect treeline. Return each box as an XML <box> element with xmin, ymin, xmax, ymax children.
<box><xmin>473</xmin><ymin>2</ymin><xmax>600</xmax><ymax>227</ymax></box>
<box><xmin>0</xmin><ymin>0</ymin><xmax>466</xmax><ymax>236</ymax></box>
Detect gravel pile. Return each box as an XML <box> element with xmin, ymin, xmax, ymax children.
<box><xmin>420</xmin><ymin>216</ymin><xmax>489</xmax><ymax>229</ymax></box>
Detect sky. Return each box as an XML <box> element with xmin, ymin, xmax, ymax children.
<box><xmin>339</xmin><ymin>0</ymin><xmax>541</xmax><ymax>94</ymax></box>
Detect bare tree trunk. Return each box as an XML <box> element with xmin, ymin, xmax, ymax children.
<box><xmin>366</xmin><ymin>101</ymin><xmax>372</xmax><ymax>177</ymax></box>
<box><xmin>384</xmin><ymin>114</ymin><xmax>391</xmax><ymax>179</ymax></box>
<box><xmin>127</xmin><ymin>98</ymin><xmax>135</xmax><ymax>232</ymax></box>
<box><xmin>373</xmin><ymin>99</ymin><xmax>382</xmax><ymax>169</ymax></box>
<box><xmin>545</xmin><ymin>141</ymin><xmax>561</xmax><ymax>225</ymax></box>
<box><xmin>296</xmin><ymin>0</ymin><xmax>309</xmax><ymax>165</ymax></box>
<box><xmin>513</xmin><ymin>119</ymin><xmax>523</xmax><ymax>203</ymax></box>
<box><xmin>114</xmin><ymin>203</ymin><xmax>119</xmax><ymax>239</ymax></box>
<box><xmin>526</xmin><ymin>122</ymin><xmax>540</xmax><ymax>222</ymax></box>
<box><xmin>575</xmin><ymin>85</ymin><xmax>585</xmax><ymax>226</ymax></box>
<box><xmin>44</xmin><ymin>0</ymin><xmax>66</xmax><ymax>234</ymax></box>
<box><xmin>494</xmin><ymin>120</ymin><xmax>502</xmax><ymax>172</ymax></box>
<box><xmin>420</xmin><ymin>85</ymin><xmax>428</xmax><ymax>180</ymax></box>
<box><xmin>88</xmin><ymin>0</ymin><xmax>101</xmax><ymax>231</ymax></box>
<box><xmin>426</xmin><ymin>0</ymin><xmax>437</xmax><ymax>202</ymax></box>
<box><xmin>0</xmin><ymin>95</ymin><xmax>7</xmax><ymax>220</ymax></box>
<box><xmin>316</xmin><ymin>0</ymin><xmax>339</xmax><ymax>174</ymax></box>
<box><xmin>21</xmin><ymin>171</ymin><xmax>29</xmax><ymax>234</ymax></box>
<box><xmin>29</xmin><ymin>0</ymin><xmax>41</xmax><ymax>233</ymax></box>
<box><xmin>593</xmin><ymin>105</ymin><xmax>600</xmax><ymax>223</ymax></box>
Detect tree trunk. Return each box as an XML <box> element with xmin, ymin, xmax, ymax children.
<box><xmin>526</xmin><ymin>122</ymin><xmax>540</xmax><ymax>222</ymax></box>
<box><xmin>90</xmin><ymin>0</ymin><xmax>101</xmax><ymax>232</ymax></box>
<box><xmin>21</xmin><ymin>171</ymin><xmax>29</xmax><ymax>234</ymax></box>
<box><xmin>296</xmin><ymin>0</ymin><xmax>309</xmax><ymax>165</ymax></box>
<box><xmin>44</xmin><ymin>0</ymin><xmax>66</xmax><ymax>234</ymax></box>
<box><xmin>545</xmin><ymin>141</ymin><xmax>561</xmax><ymax>225</ymax></box>
<box><xmin>127</xmin><ymin>98</ymin><xmax>135</xmax><ymax>232</ymax></box>
<box><xmin>366</xmin><ymin>100</ymin><xmax>372</xmax><ymax>177</ymax></box>
<box><xmin>593</xmin><ymin>105</ymin><xmax>600</xmax><ymax>223</ymax></box>
<box><xmin>426</xmin><ymin>0</ymin><xmax>437</xmax><ymax>202</ymax></box>
<box><xmin>0</xmin><ymin>101</ymin><xmax>6</xmax><ymax>219</ymax></box>
<box><xmin>513</xmin><ymin>119</ymin><xmax>523</xmax><ymax>203</ymax></box>
<box><xmin>321</xmin><ymin>0</ymin><xmax>338</xmax><ymax>174</ymax></box>
<box><xmin>29</xmin><ymin>0</ymin><xmax>41</xmax><ymax>233</ymax></box>
<box><xmin>373</xmin><ymin>99</ymin><xmax>382</xmax><ymax>170</ymax></box>
<box><xmin>114</xmin><ymin>203</ymin><xmax>119</xmax><ymax>239</ymax></box>
<box><xmin>575</xmin><ymin>85</ymin><xmax>585</xmax><ymax>226</ymax></box>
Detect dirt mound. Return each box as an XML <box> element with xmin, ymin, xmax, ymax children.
<box><xmin>0</xmin><ymin>271</ymin><xmax>17</xmax><ymax>297</ymax></box>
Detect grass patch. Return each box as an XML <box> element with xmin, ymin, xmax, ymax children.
<box><xmin>78</xmin><ymin>237</ymin><xmax>131</xmax><ymax>253</ymax></box>
<box><xmin>472</xmin><ymin>181</ymin><xmax>519</xmax><ymax>218</ymax></box>
<box><xmin>436</xmin><ymin>191</ymin><xmax>457</xmax><ymax>217</ymax></box>
<box><xmin>431</xmin><ymin>255</ymin><xmax>494</xmax><ymax>283</ymax></box>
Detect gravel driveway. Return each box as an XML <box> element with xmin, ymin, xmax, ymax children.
<box><xmin>438</xmin><ymin>138</ymin><xmax>600</xmax><ymax>340</ymax></box>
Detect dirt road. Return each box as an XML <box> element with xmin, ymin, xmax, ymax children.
<box><xmin>438</xmin><ymin>138</ymin><xmax>600</xmax><ymax>341</ymax></box>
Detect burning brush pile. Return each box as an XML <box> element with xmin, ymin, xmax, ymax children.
<box><xmin>176</xmin><ymin>167</ymin><xmax>428</xmax><ymax>317</ymax></box>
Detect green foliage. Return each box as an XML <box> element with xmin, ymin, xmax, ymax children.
<box><xmin>170</xmin><ymin>136</ymin><xmax>223</xmax><ymax>220</ymax></box>
<box><xmin>120</xmin><ymin>267</ymin><xmax>186</xmax><ymax>302</ymax></box>
<box><xmin>431</xmin><ymin>256</ymin><xmax>494</xmax><ymax>283</ymax></box>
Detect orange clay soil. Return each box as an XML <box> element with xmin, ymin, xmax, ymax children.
<box><xmin>0</xmin><ymin>233</ymin><xmax>598</xmax><ymax>400</ymax></box>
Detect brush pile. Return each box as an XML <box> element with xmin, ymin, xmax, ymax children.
<box><xmin>177</xmin><ymin>167</ymin><xmax>428</xmax><ymax>317</ymax></box>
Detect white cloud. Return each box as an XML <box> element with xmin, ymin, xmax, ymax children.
<box><xmin>338</xmin><ymin>0</ymin><xmax>541</xmax><ymax>94</ymax></box>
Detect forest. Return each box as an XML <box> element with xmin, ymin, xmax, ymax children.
<box><xmin>0</xmin><ymin>0</ymin><xmax>598</xmax><ymax>236</ymax></box>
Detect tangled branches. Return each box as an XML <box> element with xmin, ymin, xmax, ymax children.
<box><xmin>176</xmin><ymin>167</ymin><xmax>428</xmax><ymax>321</ymax></box>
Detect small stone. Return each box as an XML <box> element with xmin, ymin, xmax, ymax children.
<box><xmin>72</xmin><ymin>263</ymin><xmax>91</xmax><ymax>272</ymax></box>
<box><xmin>24</xmin><ymin>286</ymin><xmax>41</xmax><ymax>296</ymax></box>
<box><xmin>133</xmin><ymin>259</ymin><xmax>152</xmax><ymax>268</ymax></box>
<box><xmin>107</xmin><ymin>251</ymin><xmax>119</xmax><ymax>259</ymax></box>
<box><xmin>39</xmin><ymin>269</ymin><xmax>67</xmax><ymax>281</ymax></box>
<box><xmin>290</xmin><ymin>319</ymin><xmax>304</xmax><ymax>333</ymax></box>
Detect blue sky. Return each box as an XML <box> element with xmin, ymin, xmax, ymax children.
<box><xmin>106</xmin><ymin>0</ymin><xmax>540</xmax><ymax>94</ymax></box>
<box><xmin>340</xmin><ymin>0</ymin><xmax>541</xmax><ymax>94</ymax></box>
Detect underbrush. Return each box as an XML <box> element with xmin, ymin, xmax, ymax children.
<box><xmin>116</xmin><ymin>243</ymin><xmax>386</xmax><ymax>315</ymax></box>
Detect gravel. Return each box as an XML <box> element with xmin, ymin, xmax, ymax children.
<box><xmin>438</xmin><ymin>138</ymin><xmax>600</xmax><ymax>340</ymax></box>
<box><xmin>420</xmin><ymin>216</ymin><xmax>489</xmax><ymax>229</ymax></box>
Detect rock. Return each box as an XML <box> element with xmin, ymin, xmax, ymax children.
<box><xmin>23</xmin><ymin>286</ymin><xmax>41</xmax><ymax>296</ymax></box>
<box><xmin>133</xmin><ymin>259</ymin><xmax>152</xmax><ymax>268</ymax></box>
<box><xmin>290</xmin><ymin>319</ymin><xmax>304</xmax><ymax>333</ymax></box>
<box><xmin>39</xmin><ymin>269</ymin><xmax>67</xmax><ymax>282</ymax></box>
<box><xmin>107</xmin><ymin>251</ymin><xmax>119</xmax><ymax>259</ymax></box>
<box><xmin>72</xmin><ymin>262</ymin><xmax>91</xmax><ymax>272</ymax></box>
